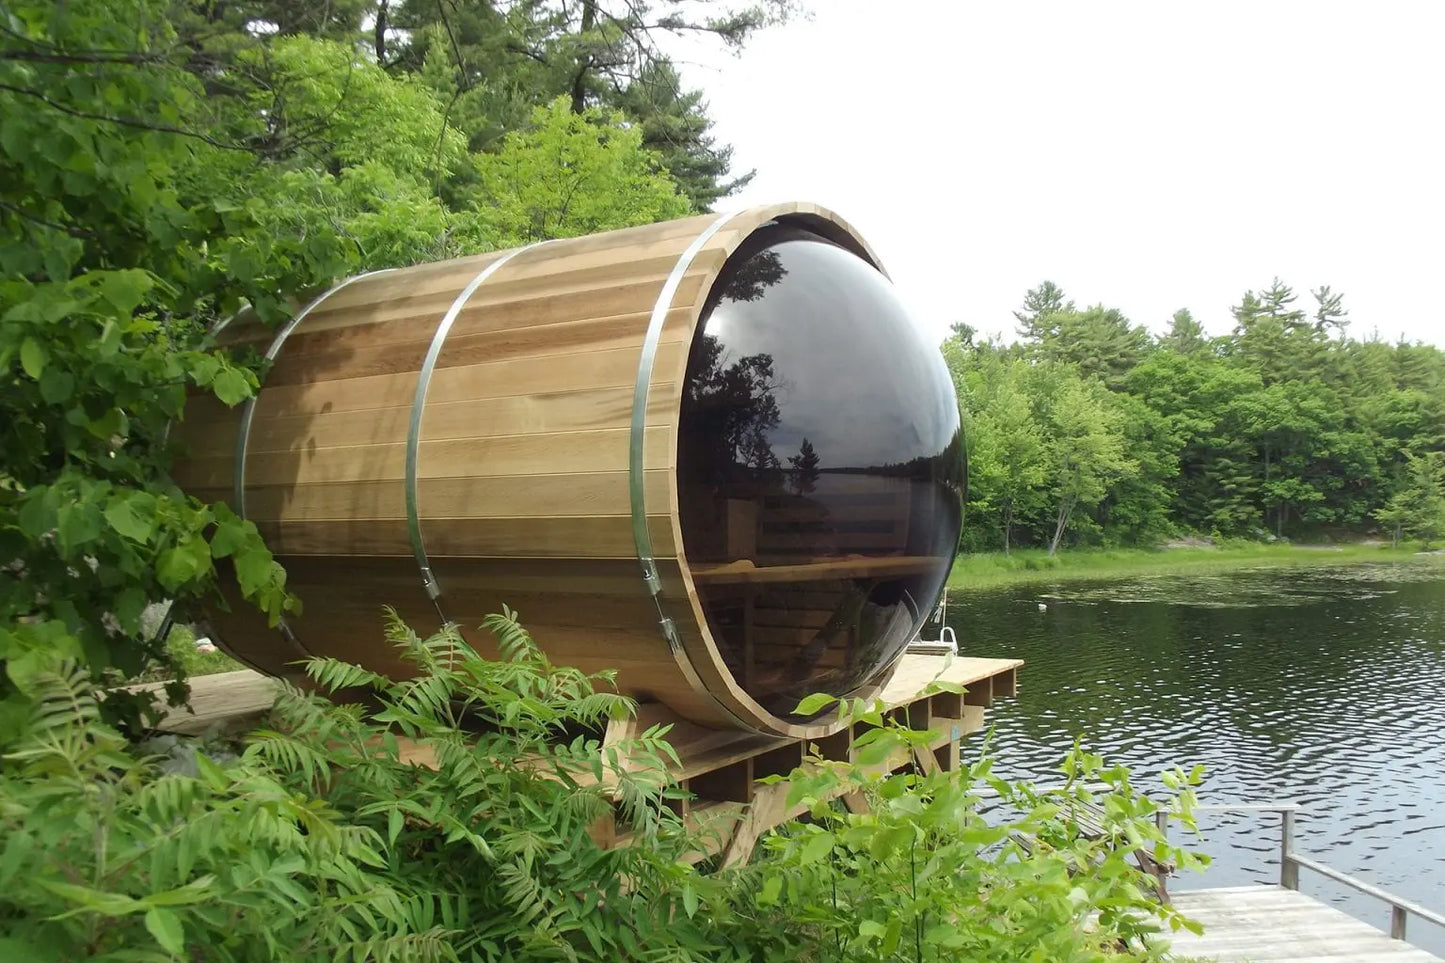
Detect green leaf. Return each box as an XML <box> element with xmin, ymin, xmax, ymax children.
<box><xmin>38</xmin><ymin>368</ymin><xmax>75</xmax><ymax>403</ymax></box>
<box><xmin>798</xmin><ymin>831</ymin><xmax>834</xmax><ymax>865</ymax></box>
<box><xmin>387</xmin><ymin>808</ymin><xmax>404</xmax><ymax>848</ymax></box>
<box><xmin>144</xmin><ymin>907</ymin><xmax>184</xmax><ymax>955</ymax></box>
<box><xmin>233</xmin><ymin>546</ymin><xmax>277</xmax><ymax>598</ymax></box>
<box><xmin>852</xmin><ymin>729</ymin><xmax>900</xmax><ymax>769</ymax></box>
<box><xmin>211</xmin><ymin>367</ymin><xmax>252</xmax><ymax>406</ymax></box>
<box><xmin>208</xmin><ymin>515</ymin><xmax>250</xmax><ymax>559</ymax></box>
<box><xmin>20</xmin><ymin>337</ymin><xmax>45</xmax><ymax>379</ymax></box>
<box><xmin>758</xmin><ymin>875</ymin><xmax>782</xmax><ymax>906</ymax></box>
<box><xmin>38</xmin><ymin>880</ymin><xmax>142</xmax><ymax>918</ymax></box>
<box><xmin>867</xmin><ymin>825</ymin><xmax>912</xmax><ymax>861</ymax></box>
<box><xmin>17</xmin><ymin>489</ymin><xmax>54</xmax><ymax>538</ymax></box>
<box><xmin>99</xmin><ymin>270</ymin><xmax>154</xmax><ymax>315</ymax></box>
<box><xmin>793</xmin><ymin>692</ymin><xmax>837</xmax><ymax>716</ymax></box>
<box><xmin>145</xmin><ymin>876</ymin><xmax>216</xmax><ymax>907</ymax></box>
<box><xmin>193</xmin><ymin>754</ymin><xmax>229</xmax><ymax>791</ymax></box>
<box><xmin>56</xmin><ymin>501</ymin><xmax>102</xmax><ymax>551</ymax></box>
<box><xmin>106</xmin><ymin>493</ymin><xmax>157</xmax><ymax>544</ymax></box>
<box><xmin>681</xmin><ymin>883</ymin><xmax>698</xmax><ymax>919</ymax></box>
<box><xmin>115</xmin><ymin>587</ymin><xmax>148</xmax><ymax>633</ymax></box>
<box><xmin>156</xmin><ymin>536</ymin><xmax>210</xmax><ymax>591</ymax></box>
<box><xmin>0</xmin><ymin>937</ymin><xmax>58</xmax><ymax>963</ymax></box>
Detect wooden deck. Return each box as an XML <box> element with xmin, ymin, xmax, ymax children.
<box><xmin>1167</xmin><ymin>886</ymin><xmax>1443</xmax><ymax>962</ymax></box>
<box><xmin>134</xmin><ymin>669</ymin><xmax>280</xmax><ymax>735</ymax></box>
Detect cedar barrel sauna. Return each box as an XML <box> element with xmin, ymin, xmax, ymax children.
<box><xmin>174</xmin><ymin>203</ymin><xmax>965</xmax><ymax>738</ymax></box>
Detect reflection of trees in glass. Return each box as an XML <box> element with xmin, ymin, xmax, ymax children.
<box><xmin>716</xmin><ymin>249</ymin><xmax>785</xmax><ymax>304</ymax></box>
<box><xmin>683</xmin><ymin>334</ymin><xmax>782</xmax><ymax>479</ymax></box>
<box><xmin>861</xmin><ymin>426</ymin><xmax>967</xmax><ymax>484</ymax></box>
<box><xmin>682</xmin><ymin>245</ymin><xmax>792</xmax><ymax>484</ymax></box>
<box><xmin>788</xmin><ymin>438</ymin><xmax>820</xmax><ymax>494</ymax></box>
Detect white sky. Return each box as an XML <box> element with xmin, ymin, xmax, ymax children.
<box><xmin>676</xmin><ymin>0</ymin><xmax>1445</xmax><ymax>347</ymax></box>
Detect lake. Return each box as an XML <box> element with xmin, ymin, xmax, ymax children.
<box><xmin>948</xmin><ymin>560</ymin><xmax>1445</xmax><ymax>951</ymax></box>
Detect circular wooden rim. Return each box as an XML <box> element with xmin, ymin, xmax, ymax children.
<box><xmin>651</xmin><ymin>202</ymin><xmax>906</xmax><ymax>739</ymax></box>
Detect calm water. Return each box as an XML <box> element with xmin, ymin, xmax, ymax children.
<box><xmin>949</xmin><ymin>561</ymin><xmax>1445</xmax><ymax>949</ymax></box>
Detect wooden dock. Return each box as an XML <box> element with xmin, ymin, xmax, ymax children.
<box><xmin>1167</xmin><ymin>886</ymin><xmax>1443</xmax><ymax>962</ymax></box>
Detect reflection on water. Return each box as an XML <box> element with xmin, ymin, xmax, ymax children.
<box><xmin>950</xmin><ymin>562</ymin><xmax>1445</xmax><ymax>951</ymax></box>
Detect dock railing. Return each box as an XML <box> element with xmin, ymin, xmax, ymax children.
<box><xmin>1179</xmin><ymin>802</ymin><xmax>1445</xmax><ymax>942</ymax></box>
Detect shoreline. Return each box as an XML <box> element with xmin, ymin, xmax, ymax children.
<box><xmin>945</xmin><ymin>543</ymin><xmax>1445</xmax><ymax>592</ymax></box>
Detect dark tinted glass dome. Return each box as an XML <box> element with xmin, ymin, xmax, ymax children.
<box><xmin>678</xmin><ymin>225</ymin><xmax>964</xmax><ymax>721</ymax></box>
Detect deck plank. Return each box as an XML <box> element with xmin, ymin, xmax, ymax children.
<box><xmin>131</xmin><ymin>669</ymin><xmax>280</xmax><ymax>735</ymax></box>
<box><xmin>1168</xmin><ymin>886</ymin><xmax>1442</xmax><ymax>962</ymax></box>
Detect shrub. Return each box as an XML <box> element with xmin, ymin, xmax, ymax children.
<box><xmin>0</xmin><ymin>611</ymin><xmax>1203</xmax><ymax>961</ymax></box>
<box><xmin>729</xmin><ymin>695</ymin><xmax>1207</xmax><ymax>962</ymax></box>
<box><xmin>0</xmin><ymin>609</ymin><xmax>724</xmax><ymax>962</ymax></box>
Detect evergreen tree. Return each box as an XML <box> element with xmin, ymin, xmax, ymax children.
<box><xmin>1013</xmin><ymin>281</ymin><xmax>1073</xmax><ymax>342</ymax></box>
<box><xmin>1160</xmin><ymin>308</ymin><xmax>1208</xmax><ymax>355</ymax></box>
<box><xmin>788</xmin><ymin>438</ymin><xmax>821</xmax><ymax>494</ymax></box>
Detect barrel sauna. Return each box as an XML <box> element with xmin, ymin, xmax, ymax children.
<box><xmin>173</xmin><ymin>203</ymin><xmax>965</xmax><ymax>738</ymax></box>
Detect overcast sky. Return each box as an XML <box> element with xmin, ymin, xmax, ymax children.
<box><xmin>675</xmin><ymin>0</ymin><xmax>1445</xmax><ymax>348</ymax></box>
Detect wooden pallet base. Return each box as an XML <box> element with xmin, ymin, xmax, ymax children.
<box><xmin>141</xmin><ymin>654</ymin><xmax>1021</xmax><ymax>866</ymax></box>
<box><xmin>597</xmin><ymin>654</ymin><xmax>1020</xmax><ymax>864</ymax></box>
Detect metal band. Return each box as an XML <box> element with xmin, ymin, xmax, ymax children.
<box><xmin>232</xmin><ymin>270</ymin><xmax>391</xmax><ymax>519</ymax></box>
<box><xmin>406</xmin><ymin>243</ymin><xmax>549</xmax><ymax>602</ymax></box>
<box><xmin>630</xmin><ymin>209</ymin><xmax>763</xmax><ymax>732</ymax></box>
<box><xmin>231</xmin><ymin>270</ymin><xmax>392</xmax><ymax>656</ymax></box>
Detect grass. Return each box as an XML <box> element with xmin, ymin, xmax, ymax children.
<box><xmin>946</xmin><ymin>542</ymin><xmax>1445</xmax><ymax>591</ymax></box>
<box><xmin>138</xmin><ymin>623</ymin><xmax>243</xmax><ymax>681</ymax></box>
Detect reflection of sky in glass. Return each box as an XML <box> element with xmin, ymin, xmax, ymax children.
<box><xmin>702</xmin><ymin>239</ymin><xmax>959</xmax><ymax>470</ymax></box>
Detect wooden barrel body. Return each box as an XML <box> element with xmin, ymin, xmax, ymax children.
<box><xmin>173</xmin><ymin>203</ymin><xmax>964</xmax><ymax>738</ymax></box>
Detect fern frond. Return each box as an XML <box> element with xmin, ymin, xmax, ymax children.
<box><xmin>244</xmin><ymin>730</ymin><xmax>334</xmax><ymax>789</ymax></box>
<box><xmin>340</xmin><ymin>928</ymin><xmax>462</xmax><ymax>963</ymax></box>
<box><xmin>25</xmin><ymin>660</ymin><xmax>102</xmax><ymax>735</ymax></box>
<box><xmin>302</xmin><ymin>657</ymin><xmax>391</xmax><ymax>695</ymax></box>
<box><xmin>481</xmin><ymin>607</ymin><xmax>542</xmax><ymax>663</ymax></box>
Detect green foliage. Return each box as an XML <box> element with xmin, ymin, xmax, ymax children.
<box><xmin>0</xmin><ymin>610</ymin><xmax>716</xmax><ymax>962</ymax></box>
<box><xmin>614</xmin><ymin>61</ymin><xmax>753</xmax><ymax>211</ymax></box>
<box><xmin>466</xmin><ymin>98</ymin><xmax>692</xmax><ymax>248</ymax></box>
<box><xmin>952</xmin><ymin>279</ymin><xmax>1445</xmax><ymax>553</ymax></box>
<box><xmin>733</xmin><ymin>700</ymin><xmax>1207</xmax><ymax>962</ymax></box>
<box><xmin>380</xmin><ymin>0</ymin><xmax>782</xmax><ymax>208</ymax></box>
<box><xmin>0</xmin><ymin>0</ymin><xmax>305</xmax><ymax>728</ymax></box>
<box><xmin>1374</xmin><ymin>451</ymin><xmax>1445</xmax><ymax>547</ymax></box>
<box><xmin>1</xmin><ymin>611</ymin><xmax>1209</xmax><ymax>961</ymax></box>
<box><xmin>135</xmin><ymin>624</ymin><xmax>241</xmax><ymax>683</ymax></box>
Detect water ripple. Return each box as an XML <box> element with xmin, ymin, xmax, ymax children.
<box><xmin>951</xmin><ymin>562</ymin><xmax>1445</xmax><ymax>953</ymax></box>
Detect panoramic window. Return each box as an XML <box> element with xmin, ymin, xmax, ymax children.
<box><xmin>677</xmin><ymin>225</ymin><xmax>965</xmax><ymax>720</ymax></box>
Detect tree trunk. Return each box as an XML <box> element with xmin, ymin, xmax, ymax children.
<box><xmin>374</xmin><ymin>0</ymin><xmax>389</xmax><ymax>63</ymax></box>
<box><xmin>1048</xmin><ymin>496</ymin><xmax>1075</xmax><ymax>557</ymax></box>
<box><xmin>570</xmin><ymin>0</ymin><xmax>598</xmax><ymax>113</ymax></box>
<box><xmin>1002</xmin><ymin>500</ymin><xmax>1013</xmax><ymax>555</ymax></box>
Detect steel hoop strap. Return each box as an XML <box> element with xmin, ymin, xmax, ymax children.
<box><xmin>630</xmin><ymin>210</ymin><xmax>764</xmax><ymax>733</ymax></box>
<box><xmin>232</xmin><ymin>270</ymin><xmax>393</xmax><ymax>518</ymax></box>
<box><xmin>406</xmin><ymin>242</ymin><xmax>550</xmax><ymax>605</ymax></box>
<box><xmin>232</xmin><ymin>269</ymin><xmax>392</xmax><ymax>650</ymax></box>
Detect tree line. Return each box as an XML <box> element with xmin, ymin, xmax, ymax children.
<box><xmin>947</xmin><ymin>281</ymin><xmax>1445</xmax><ymax>554</ymax></box>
